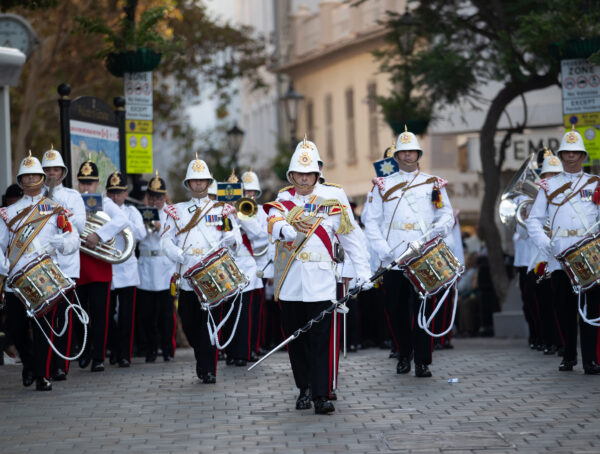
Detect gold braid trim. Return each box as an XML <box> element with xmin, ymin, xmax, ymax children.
<box><xmin>319</xmin><ymin>199</ymin><xmax>354</xmax><ymax>235</ymax></box>
<box><xmin>176</xmin><ymin>204</ymin><xmax>212</xmax><ymax>237</ymax></box>
<box><xmin>404</xmin><ymin>176</ymin><xmax>438</xmax><ymax>191</ymax></box>
<box><xmin>380</xmin><ymin>182</ymin><xmax>407</xmax><ymax>202</ymax></box>
<box><xmin>548</xmin><ymin>182</ymin><xmax>572</xmax><ymax>204</ymax></box>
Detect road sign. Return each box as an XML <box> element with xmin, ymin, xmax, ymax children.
<box><xmin>563</xmin><ymin>112</ymin><xmax>600</xmax><ymax>127</ymax></box>
<box><xmin>126</xmin><ymin>132</ymin><xmax>153</xmax><ymax>173</ymax></box>
<box><xmin>124</xmin><ymin>72</ymin><xmax>153</xmax><ymax>106</ymax></box>
<box><xmin>125</xmin><ymin>104</ymin><xmax>153</xmax><ymax>121</ymax></box>
<box><xmin>561</xmin><ymin>59</ymin><xmax>600</xmax><ymax>115</ymax></box>
<box><xmin>572</xmin><ymin>125</ymin><xmax>600</xmax><ymax>161</ymax></box>
<box><xmin>126</xmin><ymin>119</ymin><xmax>153</xmax><ymax>134</ymax></box>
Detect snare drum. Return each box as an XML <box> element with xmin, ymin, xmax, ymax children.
<box><xmin>398</xmin><ymin>236</ymin><xmax>464</xmax><ymax>297</ymax></box>
<box><xmin>7</xmin><ymin>254</ymin><xmax>75</xmax><ymax>318</ymax></box>
<box><xmin>556</xmin><ymin>232</ymin><xmax>600</xmax><ymax>292</ymax></box>
<box><xmin>183</xmin><ymin>247</ymin><xmax>248</xmax><ymax>308</ymax></box>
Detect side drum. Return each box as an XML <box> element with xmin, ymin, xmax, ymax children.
<box><xmin>398</xmin><ymin>236</ymin><xmax>464</xmax><ymax>297</ymax></box>
<box><xmin>183</xmin><ymin>247</ymin><xmax>248</xmax><ymax>308</ymax></box>
<box><xmin>556</xmin><ymin>232</ymin><xmax>600</xmax><ymax>292</ymax></box>
<box><xmin>7</xmin><ymin>254</ymin><xmax>75</xmax><ymax>318</ymax></box>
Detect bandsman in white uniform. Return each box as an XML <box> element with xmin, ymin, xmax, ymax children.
<box><xmin>363</xmin><ymin>127</ymin><xmax>454</xmax><ymax>378</ymax></box>
<box><xmin>160</xmin><ymin>156</ymin><xmax>241</xmax><ymax>383</ymax></box>
<box><xmin>106</xmin><ymin>171</ymin><xmax>146</xmax><ymax>368</ymax></box>
<box><xmin>137</xmin><ymin>172</ymin><xmax>177</xmax><ymax>362</ymax></box>
<box><xmin>41</xmin><ymin>146</ymin><xmax>86</xmax><ymax>381</ymax></box>
<box><xmin>526</xmin><ymin>127</ymin><xmax>600</xmax><ymax>374</ymax></box>
<box><xmin>264</xmin><ymin>138</ymin><xmax>371</xmax><ymax>414</ymax></box>
<box><xmin>75</xmin><ymin>160</ymin><xmax>128</xmax><ymax>373</ymax></box>
<box><xmin>0</xmin><ymin>153</ymin><xmax>79</xmax><ymax>391</ymax></box>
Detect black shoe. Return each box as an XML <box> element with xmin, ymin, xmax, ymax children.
<box><xmin>258</xmin><ymin>347</ymin><xmax>268</xmax><ymax>355</ymax></box>
<box><xmin>35</xmin><ymin>377</ymin><xmax>52</xmax><ymax>391</ymax></box>
<box><xmin>329</xmin><ymin>391</ymin><xmax>337</xmax><ymax>401</ymax></box>
<box><xmin>200</xmin><ymin>372</ymin><xmax>216</xmax><ymax>384</ymax></box>
<box><xmin>389</xmin><ymin>351</ymin><xmax>399</xmax><ymax>359</ymax></box>
<box><xmin>234</xmin><ymin>358</ymin><xmax>247</xmax><ymax>367</ymax></box>
<box><xmin>559</xmin><ymin>359</ymin><xmax>577</xmax><ymax>371</ymax></box>
<box><xmin>557</xmin><ymin>346</ymin><xmax>565</xmax><ymax>357</ymax></box>
<box><xmin>543</xmin><ymin>345</ymin><xmax>558</xmax><ymax>355</ymax></box>
<box><xmin>396</xmin><ymin>358</ymin><xmax>411</xmax><ymax>374</ymax></box>
<box><xmin>314</xmin><ymin>397</ymin><xmax>335</xmax><ymax>414</ymax></box>
<box><xmin>118</xmin><ymin>358</ymin><xmax>130</xmax><ymax>368</ymax></box>
<box><xmin>53</xmin><ymin>368</ymin><xmax>67</xmax><ymax>381</ymax></box>
<box><xmin>91</xmin><ymin>360</ymin><xmax>105</xmax><ymax>372</ymax></box>
<box><xmin>163</xmin><ymin>354</ymin><xmax>173</xmax><ymax>362</ymax></box>
<box><xmin>583</xmin><ymin>361</ymin><xmax>600</xmax><ymax>375</ymax></box>
<box><xmin>249</xmin><ymin>352</ymin><xmax>259</xmax><ymax>362</ymax></box>
<box><xmin>226</xmin><ymin>356</ymin><xmax>235</xmax><ymax>366</ymax></box>
<box><xmin>443</xmin><ymin>342</ymin><xmax>454</xmax><ymax>349</ymax></box>
<box><xmin>22</xmin><ymin>369</ymin><xmax>34</xmax><ymax>387</ymax></box>
<box><xmin>296</xmin><ymin>388</ymin><xmax>312</xmax><ymax>410</ymax></box>
<box><xmin>78</xmin><ymin>356</ymin><xmax>91</xmax><ymax>369</ymax></box>
<box><xmin>145</xmin><ymin>353</ymin><xmax>157</xmax><ymax>363</ymax></box>
<box><xmin>535</xmin><ymin>344</ymin><xmax>544</xmax><ymax>352</ymax></box>
<box><xmin>415</xmin><ymin>363</ymin><xmax>432</xmax><ymax>378</ymax></box>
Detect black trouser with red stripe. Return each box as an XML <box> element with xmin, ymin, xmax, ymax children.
<box><xmin>178</xmin><ymin>290</ymin><xmax>218</xmax><ymax>376</ymax></box>
<box><xmin>279</xmin><ymin>299</ymin><xmax>333</xmax><ymax>400</ymax></box>
<box><xmin>136</xmin><ymin>289</ymin><xmax>176</xmax><ymax>359</ymax></box>
<box><xmin>74</xmin><ymin>282</ymin><xmax>111</xmax><ymax>363</ymax></box>
<box><xmin>552</xmin><ymin>270</ymin><xmax>600</xmax><ymax>364</ymax></box>
<box><xmin>250</xmin><ymin>287</ymin><xmax>265</xmax><ymax>355</ymax></box>
<box><xmin>108</xmin><ymin>286</ymin><xmax>137</xmax><ymax>362</ymax></box>
<box><xmin>4</xmin><ymin>292</ymin><xmax>54</xmax><ymax>380</ymax></box>
<box><xmin>518</xmin><ymin>267</ymin><xmax>542</xmax><ymax>346</ymax></box>
<box><xmin>534</xmin><ymin>273</ymin><xmax>562</xmax><ymax>349</ymax></box>
<box><xmin>49</xmin><ymin>291</ymin><xmax>76</xmax><ymax>376</ymax></box>
<box><xmin>383</xmin><ymin>271</ymin><xmax>433</xmax><ymax>365</ymax></box>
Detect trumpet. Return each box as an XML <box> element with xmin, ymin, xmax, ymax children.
<box><xmin>81</xmin><ymin>211</ymin><xmax>135</xmax><ymax>264</ymax></box>
<box><xmin>235</xmin><ymin>197</ymin><xmax>258</xmax><ymax>221</ymax></box>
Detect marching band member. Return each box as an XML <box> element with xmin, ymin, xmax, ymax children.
<box><xmin>207</xmin><ymin>181</ymin><xmax>218</xmax><ymax>201</ymax></box>
<box><xmin>160</xmin><ymin>155</ymin><xmax>241</xmax><ymax>384</ymax></box>
<box><xmin>41</xmin><ymin>147</ymin><xmax>86</xmax><ymax>381</ymax></box>
<box><xmin>137</xmin><ymin>172</ymin><xmax>177</xmax><ymax>362</ymax></box>
<box><xmin>363</xmin><ymin>127</ymin><xmax>454</xmax><ymax>378</ymax></box>
<box><xmin>106</xmin><ymin>171</ymin><xmax>146</xmax><ymax>367</ymax></box>
<box><xmin>265</xmin><ymin>138</ymin><xmax>371</xmax><ymax>414</ymax></box>
<box><xmin>75</xmin><ymin>160</ymin><xmax>128</xmax><ymax>372</ymax></box>
<box><xmin>0</xmin><ymin>152</ymin><xmax>79</xmax><ymax>391</ymax></box>
<box><xmin>526</xmin><ymin>128</ymin><xmax>600</xmax><ymax>374</ymax></box>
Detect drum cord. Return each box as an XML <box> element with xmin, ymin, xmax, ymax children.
<box><xmin>417</xmin><ymin>274</ymin><xmax>460</xmax><ymax>338</ymax></box>
<box><xmin>36</xmin><ymin>290</ymin><xmax>89</xmax><ymax>361</ymax></box>
<box><xmin>206</xmin><ymin>290</ymin><xmax>244</xmax><ymax>350</ymax></box>
<box><xmin>578</xmin><ymin>290</ymin><xmax>600</xmax><ymax>327</ymax></box>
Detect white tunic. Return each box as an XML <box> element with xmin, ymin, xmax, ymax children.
<box><xmin>236</xmin><ymin>210</ymin><xmax>265</xmax><ymax>291</ymax></box>
<box><xmin>138</xmin><ymin>208</ymin><xmax>176</xmax><ymax>291</ymax></box>
<box><xmin>160</xmin><ymin>197</ymin><xmax>242</xmax><ymax>293</ymax></box>
<box><xmin>526</xmin><ymin>170</ymin><xmax>600</xmax><ymax>273</ymax></box>
<box><xmin>111</xmin><ymin>203</ymin><xmax>146</xmax><ymax>289</ymax></box>
<box><xmin>45</xmin><ymin>184</ymin><xmax>86</xmax><ymax>278</ymax></box>
<box><xmin>0</xmin><ymin>193</ymin><xmax>80</xmax><ymax>290</ymax></box>
<box><xmin>363</xmin><ymin>169</ymin><xmax>454</xmax><ymax>268</ymax></box>
<box><xmin>268</xmin><ymin>183</ymin><xmax>371</xmax><ymax>302</ymax></box>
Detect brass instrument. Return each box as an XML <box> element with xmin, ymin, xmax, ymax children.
<box><xmin>80</xmin><ymin>211</ymin><xmax>135</xmax><ymax>264</ymax></box>
<box><xmin>498</xmin><ymin>152</ymin><xmax>541</xmax><ymax>231</ymax></box>
<box><xmin>235</xmin><ymin>197</ymin><xmax>258</xmax><ymax>220</ymax></box>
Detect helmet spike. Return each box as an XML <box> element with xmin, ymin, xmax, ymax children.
<box><xmin>195</xmin><ymin>151</ymin><xmax>199</xmax><ymax>160</ymax></box>
<box><xmin>404</xmin><ymin>124</ymin><xmax>408</xmax><ymax>133</ymax></box>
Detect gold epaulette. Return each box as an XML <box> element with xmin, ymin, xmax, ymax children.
<box><xmin>322</xmin><ymin>182</ymin><xmax>343</xmax><ymax>188</ymax></box>
<box><xmin>278</xmin><ymin>185</ymin><xmax>293</xmax><ymax>193</ymax></box>
<box><xmin>212</xmin><ymin>201</ymin><xmax>225</xmax><ymax>208</ymax></box>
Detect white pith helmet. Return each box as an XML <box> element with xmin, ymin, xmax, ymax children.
<box><xmin>183</xmin><ymin>153</ymin><xmax>213</xmax><ymax>189</ymax></box>
<box><xmin>395</xmin><ymin>125</ymin><xmax>423</xmax><ymax>158</ymax></box>
<box><xmin>558</xmin><ymin>125</ymin><xmax>587</xmax><ymax>157</ymax></box>
<box><xmin>241</xmin><ymin>170</ymin><xmax>261</xmax><ymax>198</ymax></box>
<box><xmin>41</xmin><ymin>145</ymin><xmax>68</xmax><ymax>177</ymax></box>
<box><xmin>17</xmin><ymin>150</ymin><xmax>45</xmax><ymax>179</ymax></box>
<box><xmin>540</xmin><ymin>147</ymin><xmax>564</xmax><ymax>176</ymax></box>
<box><xmin>207</xmin><ymin>180</ymin><xmax>218</xmax><ymax>196</ymax></box>
<box><xmin>286</xmin><ymin>137</ymin><xmax>321</xmax><ymax>184</ymax></box>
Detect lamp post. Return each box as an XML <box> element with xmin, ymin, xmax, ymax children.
<box><xmin>226</xmin><ymin>122</ymin><xmax>245</xmax><ymax>168</ymax></box>
<box><xmin>280</xmin><ymin>81</ymin><xmax>304</xmax><ymax>149</ymax></box>
<box><xmin>396</xmin><ymin>5</ymin><xmax>419</xmax><ymax>55</ymax></box>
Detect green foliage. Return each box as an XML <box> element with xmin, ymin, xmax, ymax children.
<box><xmin>271</xmin><ymin>139</ymin><xmax>293</xmax><ymax>183</ymax></box>
<box><xmin>0</xmin><ymin>0</ymin><xmax>57</xmax><ymax>11</ymax></box>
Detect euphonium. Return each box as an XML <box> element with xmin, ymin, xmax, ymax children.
<box><xmin>80</xmin><ymin>211</ymin><xmax>135</xmax><ymax>264</ymax></box>
<box><xmin>235</xmin><ymin>197</ymin><xmax>258</xmax><ymax>221</ymax></box>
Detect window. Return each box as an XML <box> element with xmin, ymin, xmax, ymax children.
<box><xmin>345</xmin><ymin>87</ymin><xmax>357</xmax><ymax>165</ymax></box>
<box><xmin>306</xmin><ymin>100</ymin><xmax>314</xmax><ymax>140</ymax></box>
<box><xmin>325</xmin><ymin>93</ymin><xmax>335</xmax><ymax>166</ymax></box>
<box><xmin>367</xmin><ymin>81</ymin><xmax>379</xmax><ymax>160</ymax></box>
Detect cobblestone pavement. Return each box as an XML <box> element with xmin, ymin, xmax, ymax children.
<box><xmin>1</xmin><ymin>337</ymin><xmax>599</xmax><ymax>454</ymax></box>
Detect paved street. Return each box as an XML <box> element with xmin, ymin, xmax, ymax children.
<box><xmin>0</xmin><ymin>337</ymin><xmax>599</xmax><ymax>454</ymax></box>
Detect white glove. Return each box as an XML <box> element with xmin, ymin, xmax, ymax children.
<box><xmin>280</xmin><ymin>225</ymin><xmax>297</xmax><ymax>242</ymax></box>
<box><xmin>379</xmin><ymin>246</ymin><xmax>395</xmax><ymax>264</ymax></box>
<box><xmin>356</xmin><ymin>276</ymin><xmax>374</xmax><ymax>291</ymax></box>
<box><xmin>49</xmin><ymin>234</ymin><xmax>66</xmax><ymax>253</ymax></box>
<box><xmin>222</xmin><ymin>231</ymin><xmax>237</xmax><ymax>248</ymax></box>
<box><xmin>175</xmin><ymin>249</ymin><xmax>187</xmax><ymax>264</ymax></box>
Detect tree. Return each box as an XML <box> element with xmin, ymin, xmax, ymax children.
<box><xmin>375</xmin><ymin>0</ymin><xmax>600</xmax><ymax>303</ymax></box>
<box><xmin>5</xmin><ymin>0</ymin><xmax>267</xmax><ymax>191</ymax></box>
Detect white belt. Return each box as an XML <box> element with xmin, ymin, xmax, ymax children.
<box><xmin>555</xmin><ymin>228</ymin><xmax>587</xmax><ymax>237</ymax></box>
<box><xmin>295</xmin><ymin>251</ymin><xmax>331</xmax><ymax>262</ymax></box>
<box><xmin>390</xmin><ymin>222</ymin><xmax>422</xmax><ymax>231</ymax></box>
<box><xmin>139</xmin><ymin>250</ymin><xmax>164</xmax><ymax>257</ymax></box>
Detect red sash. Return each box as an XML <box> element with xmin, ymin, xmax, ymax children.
<box><xmin>241</xmin><ymin>233</ymin><xmax>253</xmax><ymax>255</ymax></box>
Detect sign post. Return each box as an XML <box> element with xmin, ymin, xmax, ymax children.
<box><xmin>124</xmin><ymin>71</ymin><xmax>153</xmax><ymax>175</ymax></box>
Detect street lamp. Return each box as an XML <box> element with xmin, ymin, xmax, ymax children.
<box><xmin>226</xmin><ymin>122</ymin><xmax>245</xmax><ymax>160</ymax></box>
<box><xmin>280</xmin><ymin>81</ymin><xmax>304</xmax><ymax>146</ymax></box>
<box><xmin>396</xmin><ymin>5</ymin><xmax>419</xmax><ymax>54</ymax></box>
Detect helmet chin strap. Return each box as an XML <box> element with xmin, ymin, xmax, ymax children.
<box><xmin>290</xmin><ymin>173</ymin><xmax>317</xmax><ymax>192</ymax></box>
<box><xmin>19</xmin><ymin>175</ymin><xmax>46</xmax><ymax>190</ymax></box>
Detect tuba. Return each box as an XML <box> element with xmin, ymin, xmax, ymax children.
<box><xmin>80</xmin><ymin>211</ymin><xmax>135</xmax><ymax>264</ymax></box>
<box><xmin>498</xmin><ymin>152</ymin><xmax>541</xmax><ymax>231</ymax></box>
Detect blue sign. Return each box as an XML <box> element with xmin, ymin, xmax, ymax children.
<box><xmin>373</xmin><ymin>157</ymin><xmax>399</xmax><ymax>177</ymax></box>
